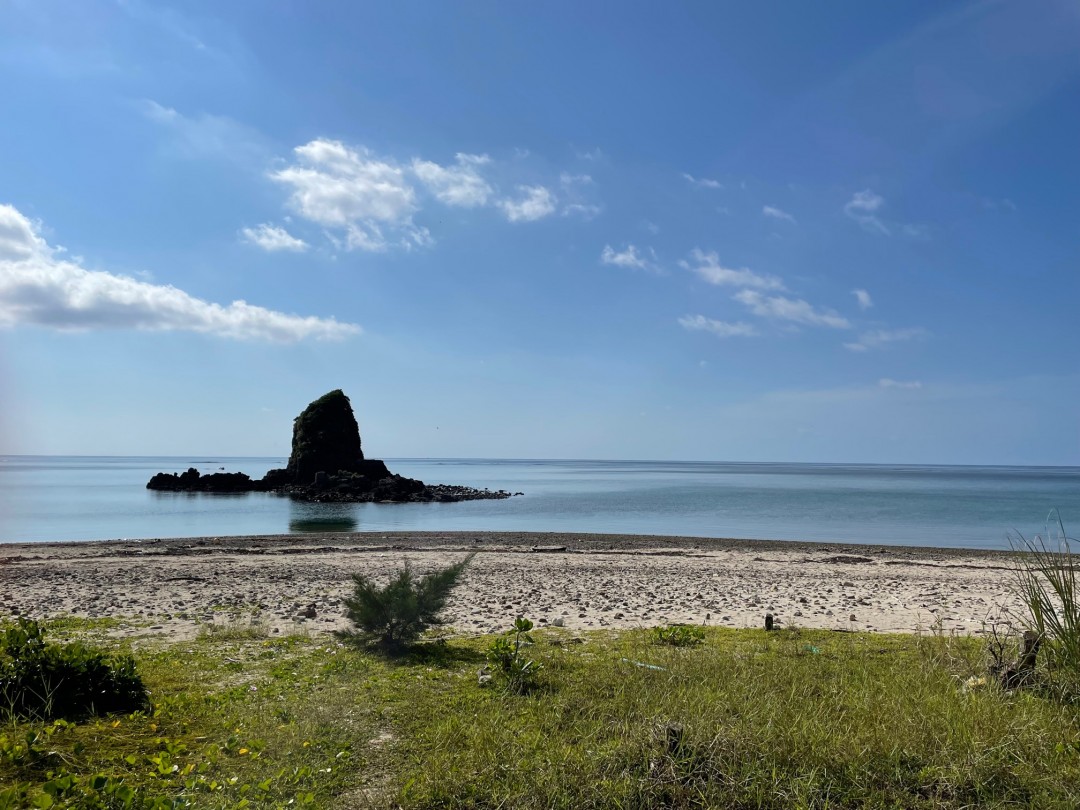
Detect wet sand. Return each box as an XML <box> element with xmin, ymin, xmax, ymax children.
<box><xmin>1</xmin><ymin>532</ymin><xmax>1024</xmax><ymax>640</ymax></box>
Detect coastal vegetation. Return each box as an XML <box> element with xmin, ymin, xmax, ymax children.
<box><xmin>1008</xmin><ymin>515</ymin><xmax>1080</xmax><ymax>701</ymax></box>
<box><xmin>0</xmin><ymin>619</ymin><xmax>147</xmax><ymax>722</ymax></box>
<box><xmin>337</xmin><ymin>555</ymin><xmax>474</xmax><ymax>650</ymax></box>
<box><xmin>2</xmin><ymin>618</ymin><xmax>1079</xmax><ymax>808</ymax></box>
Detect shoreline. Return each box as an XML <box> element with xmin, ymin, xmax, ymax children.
<box><xmin>1</xmin><ymin>531</ymin><xmax>1025</xmax><ymax>641</ymax></box>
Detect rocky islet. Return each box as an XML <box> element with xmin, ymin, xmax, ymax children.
<box><xmin>147</xmin><ymin>390</ymin><xmax>516</xmax><ymax>503</ymax></box>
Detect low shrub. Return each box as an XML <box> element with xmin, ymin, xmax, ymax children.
<box><xmin>338</xmin><ymin>555</ymin><xmax>474</xmax><ymax>650</ymax></box>
<box><xmin>486</xmin><ymin>617</ymin><xmax>542</xmax><ymax>693</ymax></box>
<box><xmin>0</xmin><ymin>618</ymin><xmax>148</xmax><ymax>720</ymax></box>
<box><xmin>652</xmin><ymin>624</ymin><xmax>705</xmax><ymax>647</ymax></box>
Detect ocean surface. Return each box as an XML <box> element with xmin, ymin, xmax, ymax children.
<box><xmin>1</xmin><ymin>456</ymin><xmax>1078</xmax><ymax>550</ymax></box>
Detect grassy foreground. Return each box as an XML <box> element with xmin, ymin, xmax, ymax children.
<box><xmin>2</xmin><ymin>619</ymin><xmax>1079</xmax><ymax>808</ymax></box>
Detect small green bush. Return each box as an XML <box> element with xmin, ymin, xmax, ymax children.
<box><xmin>487</xmin><ymin>617</ymin><xmax>542</xmax><ymax>693</ymax></box>
<box><xmin>652</xmin><ymin>624</ymin><xmax>705</xmax><ymax>647</ymax></box>
<box><xmin>338</xmin><ymin>555</ymin><xmax>474</xmax><ymax>650</ymax></box>
<box><xmin>0</xmin><ymin>618</ymin><xmax>148</xmax><ymax>720</ymax></box>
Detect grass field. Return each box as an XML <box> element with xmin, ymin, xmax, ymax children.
<box><xmin>3</xmin><ymin>618</ymin><xmax>1079</xmax><ymax>808</ymax></box>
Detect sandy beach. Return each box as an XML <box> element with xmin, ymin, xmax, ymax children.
<box><xmin>0</xmin><ymin>532</ymin><xmax>1026</xmax><ymax>641</ymax></box>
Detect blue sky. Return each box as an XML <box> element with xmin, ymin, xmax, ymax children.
<box><xmin>1</xmin><ymin>0</ymin><xmax>1078</xmax><ymax>464</ymax></box>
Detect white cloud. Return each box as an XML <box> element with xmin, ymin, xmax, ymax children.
<box><xmin>682</xmin><ymin>173</ymin><xmax>723</xmax><ymax>189</ymax></box>
<box><xmin>844</xmin><ymin>189</ymin><xmax>890</xmax><ymax>235</ymax></box>
<box><xmin>0</xmin><ymin>203</ymin><xmax>357</xmax><ymax>342</ymax></box>
<box><xmin>499</xmin><ymin>185</ymin><xmax>557</xmax><ymax>222</ymax></box>
<box><xmin>762</xmin><ymin>205</ymin><xmax>796</xmax><ymax>224</ymax></box>
<box><xmin>411</xmin><ymin>153</ymin><xmax>493</xmax><ymax>207</ymax></box>
<box><xmin>272</xmin><ymin>139</ymin><xmax>416</xmax><ymax>227</ymax></box>
<box><xmin>682</xmin><ymin>249</ymin><xmax>785</xmax><ymax>291</ymax></box>
<box><xmin>734</xmin><ymin>290</ymin><xmax>850</xmax><ymax>329</ymax></box>
<box><xmin>268</xmin><ymin>138</ymin><xmax>583</xmax><ymax>245</ymax></box>
<box><xmin>678</xmin><ymin>314</ymin><xmax>757</xmax><ymax>338</ymax></box>
<box><xmin>600</xmin><ymin>244</ymin><xmax>660</xmax><ymax>273</ymax></box>
<box><xmin>239</xmin><ymin>224</ymin><xmax>308</xmax><ymax>252</ymax></box>
<box><xmin>852</xmin><ymin>289</ymin><xmax>873</xmax><ymax>310</ymax></box>
<box><xmin>844</xmin><ymin>327</ymin><xmax>927</xmax><ymax>352</ymax></box>
<box><xmin>879</xmin><ymin>378</ymin><xmax>923</xmax><ymax>389</ymax></box>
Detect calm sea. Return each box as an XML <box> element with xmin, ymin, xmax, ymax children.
<box><xmin>0</xmin><ymin>456</ymin><xmax>1077</xmax><ymax>550</ymax></box>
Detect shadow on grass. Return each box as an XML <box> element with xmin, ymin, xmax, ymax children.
<box><xmin>335</xmin><ymin>633</ymin><xmax>486</xmax><ymax>669</ymax></box>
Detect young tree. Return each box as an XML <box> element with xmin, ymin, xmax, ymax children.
<box><xmin>339</xmin><ymin>555</ymin><xmax>474</xmax><ymax>650</ymax></box>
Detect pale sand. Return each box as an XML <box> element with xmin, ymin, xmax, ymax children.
<box><xmin>0</xmin><ymin>532</ymin><xmax>1024</xmax><ymax>641</ymax></box>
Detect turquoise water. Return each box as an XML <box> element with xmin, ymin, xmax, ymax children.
<box><xmin>0</xmin><ymin>456</ymin><xmax>1077</xmax><ymax>549</ymax></box>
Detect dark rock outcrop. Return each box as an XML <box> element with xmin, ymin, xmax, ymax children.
<box><xmin>146</xmin><ymin>469</ymin><xmax>254</xmax><ymax>493</ymax></box>
<box><xmin>278</xmin><ymin>389</ymin><xmax>364</xmax><ymax>486</ymax></box>
<box><xmin>147</xmin><ymin>391</ymin><xmax>516</xmax><ymax>504</ymax></box>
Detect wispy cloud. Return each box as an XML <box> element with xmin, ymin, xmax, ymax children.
<box><xmin>734</xmin><ymin>290</ymin><xmax>850</xmax><ymax>329</ymax></box>
<box><xmin>682</xmin><ymin>172</ymin><xmax>723</xmax><ymax>189</ymax></box>
<box><xmin>0</xmin><ymin>203</ymin><xmax>357</xmax><ymax>342</ymax></box>
<box><xmin>600</xmin><ymin>244</ymin><xmax>660</xmax><ymax>273</ymax></box>
<box><xmin>140</xmin><ymin>100</ymin><xmax>268</xmax><ymax>164</ymax></box>
<box><xmin>411</xmin><ymin>153</ymin><xmax>493</xmax><ymax>208</ymax></box>
<box><xmin>682</xmin><ymin>249</ymin><xmax>785</xmax><ymax>291</ymax></box>
<box><xmin>981</xmin><ymin>196</ymin><xmax>1018</xmax><ymax>212</ymax></box>
<box><xmin>499</xmin><ymin>185</ymin><xmax>557</xmax><ymax>222</ymax></box>
<box><xmin>852</xmin><ymin>289</ymin><xmax>873</xmax><ymax>310</ymax></box>
<box><xmin>844</xmin><ymin>327</ymin><xmax>928</xmax><ymax>352</ymax></box>
<box><xmin>843</xmin><ymin>189</ymin><xmax>889</xmax><ymax>235</ymax></box>
<box><xmin>239</xmin><ymin>224</ymin><xmax>308</xmax><ymax>252</ymax></box>
<box><xmin>879</xmin><ymin>378</ymin><xmax>923</xmax><ymax>389</ymax></box>
<box><xmin>763</xmin><ymin>205</ymin><xmax>796</xmax><ymax>224</ymax></box>
<box><xmin>563</xmin><ymin>203</ymin><xmax>602</xmax><ymax>220</ymax></box>
<box><xmin>678</xmin><ymin>314</ymin><xmax>757</xmax><ymax>338</ymax></box>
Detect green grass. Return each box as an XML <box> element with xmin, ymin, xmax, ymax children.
<box><xmin>2</xmin><ymin>619</ymin><xmax>1079</xmax><ymax>808</ymax></box>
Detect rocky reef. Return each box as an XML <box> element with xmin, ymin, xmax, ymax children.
<box><xmin>147</xmin><ymin>390</ymin><xmax>517</xmax><ymax>503</ymax></box>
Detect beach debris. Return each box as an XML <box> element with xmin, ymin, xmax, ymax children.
<box><xmin>477</xmin><ymin>666</ymin><xmax>493</xmax><ymax>686</ymax></box>
<box><xmin>620</xmin><ymin>657</ymin><xmax>666</xmax><ymax>671</ymax></box>
<box><xmin>764</xmin><ymin>613</ymin><xmax>775</xmax><ymax>631</ymax></box>
<box><xmin>662</xmin><ymin>722</ymin><xmax>684</xmax><ymax>754</ymax></box>
<box><xmin>530</xmin><ymin>545</ymin><xmax>568</xmax><ymax>553</ymax></box>
<box><xmin>962</xmin><ymin>675</ymin><xmax>988</xmax><ymax>693</ymax></box>
<box><xmin>993</xmin><ymin>630</ymin><xmax>1042</xmax><ymax>689</ymax></box>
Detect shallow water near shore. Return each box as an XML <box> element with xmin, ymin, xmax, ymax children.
<box><xmin>0</xmin><ymin>456</ymin><xmax>1077</xmax><ymax>548</ymax></box>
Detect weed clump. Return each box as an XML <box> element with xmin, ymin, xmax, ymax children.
<box><xmin>486</xmin><ymin>617</ymin><xmax>542</xmax><ymax>692</ymax></box>
<box><xmin>652</xmin><ymin>624</ymin><xmax>705</xmax><ymax>647</ymax></box>
<box><xmin>0</xmin><ymin>618</ymin><xmax>148</xmax><ymax>720</ymax></box>
<box><xmin>338</xmin><ymin>555</ymin><xmax>474</xmax><ymax>651</ymax></box>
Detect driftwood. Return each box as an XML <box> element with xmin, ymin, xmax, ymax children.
<box><xmin>997</xmin><ymin>630</ymin><xmax>1042</xmax><ymax>689</ymax></box>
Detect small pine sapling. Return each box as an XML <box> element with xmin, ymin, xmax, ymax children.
<box><xmin>338</xmin><ymin>554</ymin><xmax>474</xmax><ymax>650</ymax></box>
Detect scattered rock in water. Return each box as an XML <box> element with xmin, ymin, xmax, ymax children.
<box><xmin>147</xmin><ymin>389</ymin><xmax>519</xmax><ymax>504</ymax></box>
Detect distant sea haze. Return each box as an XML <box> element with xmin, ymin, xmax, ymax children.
<box><xmin>0</xmin><ymin>457</ymin><xmax>1077</xmax><ymax>549</ymax></box>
